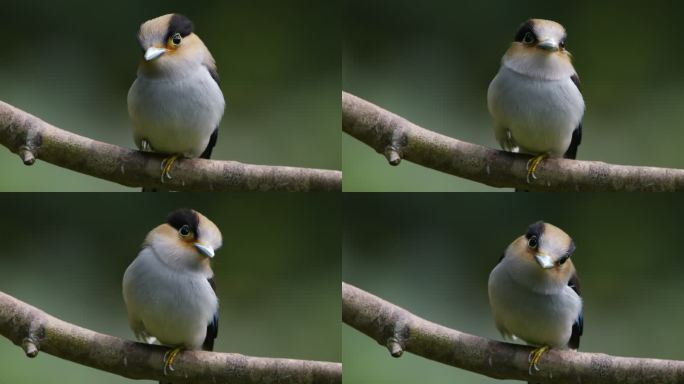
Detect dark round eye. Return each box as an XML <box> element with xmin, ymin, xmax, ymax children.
<box><xmin>559</xmin><ymin>39</ymin><xmax>567</xmax><ymax>49</ymax></box>
<box><xmin>527</xmin><ymin>236</ymin><xmax>538</xmax><ymax>249</ymax></box>
<box><xmin>179</xmin><ymin>225</ymin><xmax>191</xmax><ymax>237</ymax></box>
<box><xmin>171</xmin><ymin>33</ymin><xmax>182</xmax><ymax>46</ymax></box>
<box><xmin>558</xmin><ymin>255</ymin><xmax>569</xmax><ymax>265</ymax></box>
<box><xmin>522</xmin><ymin>32</ymin><xmax>535</xmax><ymax>44</ymax></box>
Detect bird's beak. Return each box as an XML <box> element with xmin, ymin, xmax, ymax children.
<box><xmin>535</xmin><ymin>254</ymin><xmax>555</xmax><ymax>269</ymax></box>
<box><xmin>144</xmin><ymin>47</ymin><xmax>167</xmax><ymax>61</ymax></box>
<box><xmin>194</xmin><ymin>243</ymin><xmax>215</xmax><ymax>258</ymax></box>
<box><xmin>537</xmin><ymin>40</ymin><xmax>559</xmax><ymax>52</ymax></box>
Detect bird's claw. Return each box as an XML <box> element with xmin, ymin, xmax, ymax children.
<box><xmin>526</xmin><ymin>154</ymin><xmax>548</xmax><ymax>183</ymax></box>
<box><xmin>163</xmin><ymin>347</ymin><xmax>183</xmax><ymax>375</ymax></box>
<box><xmin>160</xmin><ymin>155</ymin><xmax>180</xmax><ymax>183</ymax></box>
<box><xmin>527</xmin><ymin>345</ymin><xmax>549</xmax><ymax>375</ymax></box>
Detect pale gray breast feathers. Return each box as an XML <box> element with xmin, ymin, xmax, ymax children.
<box><xmin>488</xmin><ymin>66</ymin><xmax>584</xmax><ymax>157</ymax></box>
<box><xmin>123</xmin><ymin>247</ymin><xmax>218</xmax><ymax>349</ymax></box>
<box><xmin>128</xmin><ymin>66</ymin><xmax>224</xmax><ymax>157</ymax></box>
<box><xmin>488</xmin><ymin>263</ymin><xmax>582</xmax><ymax>348</ymax></box>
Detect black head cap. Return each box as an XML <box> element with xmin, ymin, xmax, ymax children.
<box><xmin>167</xmin><ymin>208</ymin><xmax>199</xmax><ymax>235</ymax></box>
<box><xmin>514</xmin><ymin>19</ymin><xmax>536</xmax><ymax>42</ymax></box>
<box><xmin>525</xmin><ymin>221</ymin><xmax>545</xmax><ymax>240</ymax></box>
<box><xmin>165</xmin><ymin>14</ymin><xmax>194</xmax><ymax>42</ymax></box>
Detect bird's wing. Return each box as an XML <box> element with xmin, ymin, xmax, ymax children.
<box><xmin>199</xmin><ymin>128</ymin><xmax>219</xmax><ymax>159</ymax></box>
<box><xmin>204</xmin><ymin>63</ymin><xmax>221</xmax><ymax>86</ymax></box>
<box><xmin>199</xmin><ymin>62</ymin><xmax>221</xmax><ymax>160</ymax></box>
<box><xmin>202</xmin><ymin>277</ymin><xmax>219</xmax><ymax>351</ymax></box>
<box><xmin>564</xmin><ymin>74</ymin><xmax>583</xmax><ymax>159</ymax></box>
<box><xmin>567</xmin><ymin>271</ymin><xmax>583</xmax><ymax>349</ymax></box>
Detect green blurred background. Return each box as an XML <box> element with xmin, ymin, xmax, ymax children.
<box><xmin>343</xmin><ymin>0</ymin><xmax>684</xmax><ymax>191</ymax></box>
<box><xmin>0</xmin><ymin>0</ymin><xmax>340</xmax><ymax>191</ymax></box>
<box><xmin>343</xmin><ymin>194</ymin><xmax>684</xmax><ymax>383</ymax></box>
<box><xmin>0</xmin><ymin>194</ymin><xmax>340</xmax><ymax>383</ymax></box>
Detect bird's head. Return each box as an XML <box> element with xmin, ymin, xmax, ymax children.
<box><xmin>504</xmin><ymin>221</ymin><xmax>576</xmax><ymax>291</ymax></box>
<box><xmin>135</xmin><ymin>14</ymin><xmax>213</xmax><ymax>77</ymax></box>
<box><xmin>145</xmin><ymin>208</ymin><xmax>223</xmax><ymax>274</ymax></box>
<box><xmin>503</xmin><ymin>19</ymin><xmax>576</xmax><ymax>80</ymax></box>
<box><xmin>514</xmin><ymin>19</ymin><xmax>569</xmax><ymax>55</ymax></box>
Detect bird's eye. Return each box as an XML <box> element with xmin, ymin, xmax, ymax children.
<box><xmin>559</xmin><ymin>39</ymin><xmax>567</xmax><ymax>49</ymax></box>
<box><xmin>171</xmin><ymin>33</ymin><xmax>182</xmax><ymax>46</ymax></box>
<box><xmin>179</xmin><ymin>225</ymin><xmax>191</xmax><ymax>237</ymax></box>
<box><xmin>527</xmin><ymin>236</ymin><xmax>538</xmax><ymax>249</ymax></box>
<box><xmin>558</xmin><ymin>255</ymin><xmax>569</xmax><ymax>265</ymax></box>
<box><xmin>522</xmin><ymin>32</ymin><xmax>535</xmax><ymax>44</ymax></box>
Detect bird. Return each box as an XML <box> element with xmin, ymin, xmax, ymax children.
<box><xmin>487</xmin><ymin>19</ymin><xmax>585</xmax><ymax>183</ymax></box>
<box><xmin>488</xmin><ymin>221</ymin><xmax>583</xmax><ymax>376</ymax></box>
<box><xmin>128</xmin><ymin>14</ymin><xmax>225</xmax><ymax>188</ymax></box>
<box><xmin>122</xmin><ymin>208</ymin><xmax>222</xmax><ymax>376</ymax></box>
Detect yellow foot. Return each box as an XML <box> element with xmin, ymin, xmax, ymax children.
<box><xmin>527</xmin><ymin>345</ymin><xmax>550</xmax><ymax>375</ymax></box>
<box><xmin>163</xmin><ymin>346</ymin><xmax>183</xmax><ymax>375</ymax></box>
<box><xmin>526</xmin><ymin>154</ymin><xmax>549</xmax><ymax>183</ymax></box>
<box><xmin>160</xmin><ymin>154</ymin><xmax>180</xmax><ymax>183</ymax></box>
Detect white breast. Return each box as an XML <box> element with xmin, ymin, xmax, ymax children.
<box><xmin>488</xmin><ymin>262</ymin><xmax>582</xmax><ymax>348</ymax></box>
<box><xmin>122</xmin><ymin>248</ymin><xmax>218</xmax><ymax>349</ymax></box>
<box><xmin>128</xmin><ymin>66</ymin><xmax>225</xmax><ymax>157</ymax></box>
<box><xmin>488</xmin><ymin>66</ymin><xmax>584</xmax><ymax>157</ymax></box>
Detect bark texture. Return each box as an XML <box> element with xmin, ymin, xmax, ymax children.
<box><xmin>0</xmin><ymin>100</ymin><xmax>341</xmax><ymax>191</ymax></box>
<box><xmin>343</xmin><ymin>92</ymin><xmax>684</xmax><ymax>191</ymax></box>
<box><xmin>342</xmin><ymin>282</ymin><xmax>684</xmax><ymax>383</ymax></box>
<box><xmin>0</xmin><ymin>291</ymin><xmax>341</xmax><ymax>384</ymax></box>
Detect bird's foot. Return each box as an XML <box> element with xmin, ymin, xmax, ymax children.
<box><xmin>527</xmin><ymin>345</ymin><xmax>550</xmax><ymax>375</ymax></box>
<box><xmin>526</xmin><ymin>154</ymin><xmax>549</xmax><ymax>183</ymax></box>
<box><xmin>163</xmin><ymin>346</ymin><xmax>183</xmax><ymax>375</ymax></box>
<box><xmin>160</xmin><ymin>154</ymin><xmax>180</xmax><ymax>183</ymax></box>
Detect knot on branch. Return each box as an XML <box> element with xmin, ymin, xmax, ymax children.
<box><xmin>18</xmin><ymin>129</ymin><xmax>42</xmax><ymax>166</ymax></box>
<box><xmin>22</xmin><ymin>337</ymin><xmax>38</xmax><ymax>357</ymax></box>
<box><xmin>386</xmin><ymin>336</ymin><xmax>404</xmax><ymax>357</ymax></box>
<box><xmin>21</xmin><ymin>320</ymin><xmax>44</xmax><ymax>357</ymax></box>
<box><xmin>384</xmin><ymin>319</ymin><xmax>410</xmax><ymax>358</ymax></box>
<box><xmin>383</xmin><ymin>129</ymin><xmax>407</xmax><ymax>166</ymax></box>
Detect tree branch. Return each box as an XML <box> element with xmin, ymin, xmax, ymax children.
<box><xmin>342</xmin><ymin>282</ymin><xmax>684</xmax><ymax>384</ymax></box>
<box><xmin>0</xmin><ymin>100</ymin><xmax>341</xmax><ymax>191</ymax></box>
<box><xmin>0</xmin><ymin>291</ymin><xmax>341</xmax><ymax>384</ymax></box>
<box><xmin>342</xmin><ymin>91</ymin><xmax>684</xmax><ymax>191</ymax></box>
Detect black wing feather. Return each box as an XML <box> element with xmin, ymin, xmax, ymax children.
<box><xmin>567</xmin><ymin>272</ymin><xmax>583</xmax><ymax>349</ymax></box>
<box><xmin>202</xmin><ymin>277</ymin><xmax>219</xmax><ymax>351</ymax></box>
<box><xmin>199</xmin><ymin>64</ymin><xmax>221</xmax><ymax>160</ymax></box>
<box><xmin>200</xmin><ymin>128</ymin><xmax>219</xmax><ymax>159</ymax></box>
<box><xmin>570</xmin><ymin>73</ymin><xmax>581</xmax><ymax>91</ymax></box>
<box><xmin>205</xmin><ymin>64</ymin><xmax>220</xmax><ymax>85</ymax></box>
<box><xmin>564</xmin><ymin>74</ymin><xmax>583</xmax><ymax>160</ymax></box>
